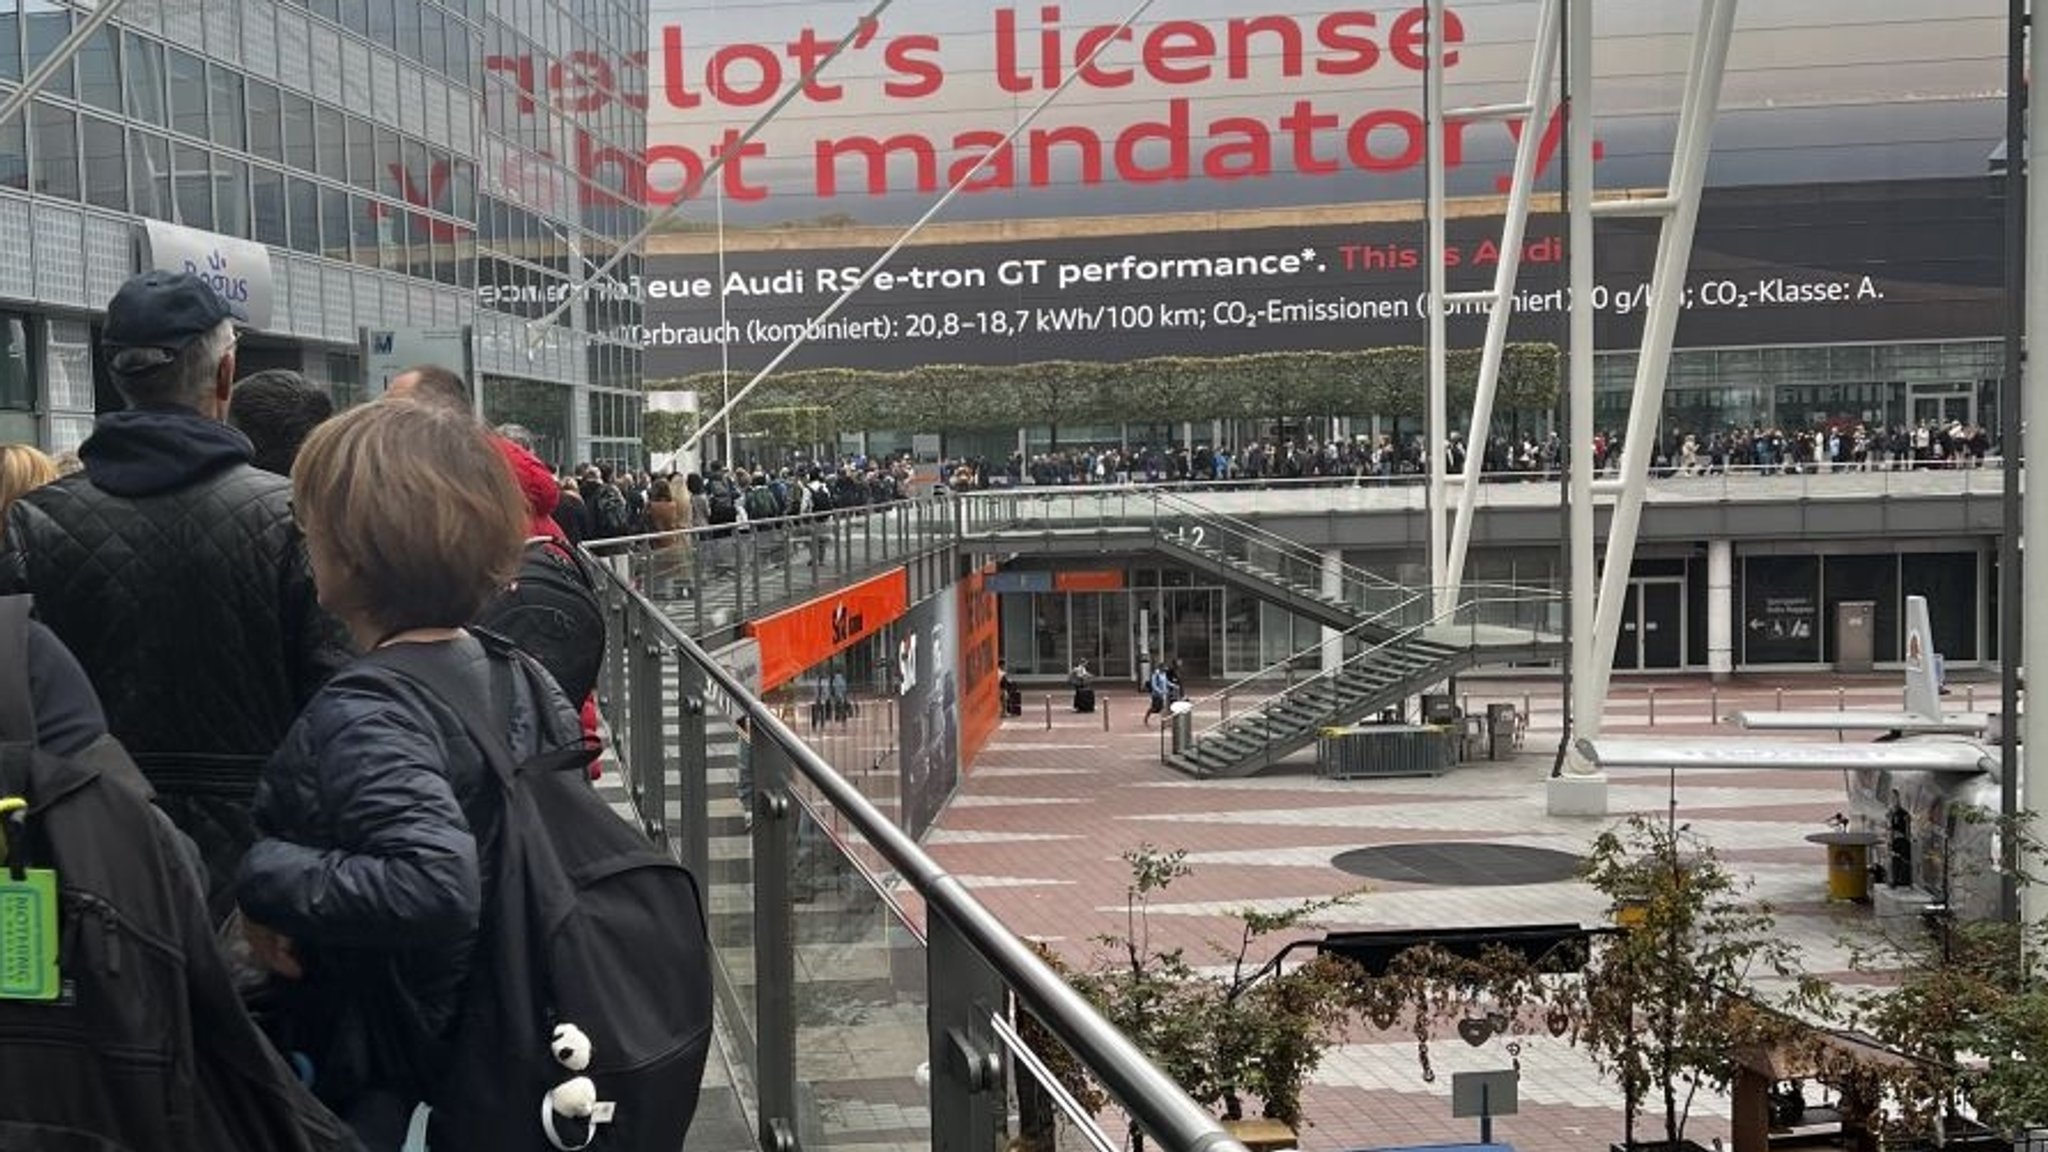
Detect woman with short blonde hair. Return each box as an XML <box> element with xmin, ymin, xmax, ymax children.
<box><xmin>0</xmin><ymin>442</ymin><xmax>56</xmax><ymax>520</ymax></box>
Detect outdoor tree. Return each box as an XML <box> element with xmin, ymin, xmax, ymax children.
<box><xmin>1056</xmin><ymin>844</ymin><xmax>1361</xmax><ymax>1149</ymax></box>
<box><xmin>1579</xmin><ymin>815</ymin><xmax>1832</xmax><ymax>1151</ymax></box>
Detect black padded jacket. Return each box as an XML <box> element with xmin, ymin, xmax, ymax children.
<box><xmin>0</xmin><ymin>407</ymin><xmax>353</xmax><ymax>915</ymax></box>
<box><xmin>235</xmin><ymin>633</ymin><xmax>581</xmax><ymax>1121</ymax></box>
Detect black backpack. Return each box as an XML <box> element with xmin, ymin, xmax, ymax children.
<box><xmin>707</xmin><ymin>480</ymin><xmax>738</xmax><ymax>525</ymax></box>
<box><xmin>807</xmin><ymin>480</ymin><xmax>835</xmax><ymax>515</ymax></box>
<box><xmin>592</xmin><ymin>485</ymin><xmax>632</xmax><ymax>538</ymax></box>
<box><xmin>370</xmin><ymin>637</ymin><xmax>712</xmax><ymax>1152</ymax></box>
<box><xmin>476</xmin><ymin>539</ymin><xmax>606</xmax><ymax>707</ymax></box>
<box><xmin>0</xmin><ymin>597</ymin><xmax>359</xmax><ymax>1152</ymax></box>
<box><xmin>743</xmin><ymin>484</ymin><xmax>780</xmax><ymax>523</ymax></box>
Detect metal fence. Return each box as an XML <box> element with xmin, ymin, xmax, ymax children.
<box><xmin>588</xmin><ymin>560</ymin><xmax>1251</xmax><ymax>1152</ymax></box>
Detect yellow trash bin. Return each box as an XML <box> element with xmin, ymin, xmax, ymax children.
<box><xmin>1806</xmin><ymin>831</ymin><xmax>1879</xmax><ymax>903</ymax></box>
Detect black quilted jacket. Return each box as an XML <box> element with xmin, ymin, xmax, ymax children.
<box><xmin>0</xmin><ymin>407</ymin><xmax>353</xmax><ymax>914</ymax></box>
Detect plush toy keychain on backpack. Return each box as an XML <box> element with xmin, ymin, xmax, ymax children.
<box><xmin>541</xmin><ymin>1023</ymin><xmax>615</xmax><ymax>1151</ymax></box>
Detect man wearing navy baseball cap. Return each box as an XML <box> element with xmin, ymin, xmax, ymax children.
<box><xmin>0</xmin><ymin>270</ymin><xmax>350</xmax><ymax>918</ymax></box>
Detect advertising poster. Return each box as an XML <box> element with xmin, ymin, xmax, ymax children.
<box><xmin>898</xmin><ymin>592</ymin><xmax>962</xmax><ymax>840</ymax></box>
<box><xmin>637</xmin><ymin>1</ymin><xmax>2005</xmax><ymax>379</ymax></box>
<box><xmin>745</xmin><ymin>567</ymin><xmax>910</xmax><ymax>690</ymax></box>
<box><xmin>957</xmin><ymin>565</ymin><xmax>1002</xmax><ymax>772</ymax></box>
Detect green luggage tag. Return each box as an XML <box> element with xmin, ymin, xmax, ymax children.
<box><xmin>0</xmin><ymin>796</ymin><xmax>59</xmax><ymax>1001</ymax></box>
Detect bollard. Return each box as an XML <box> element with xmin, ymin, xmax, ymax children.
<box><xmin>1647</xmin><ymin>687</ymin><xmax>1657</xmax><ymax>728</ymax></box>
<box><xmin>1523</xmin><ymin>693</ymin><xmax>1531</xmax><ymax>723</ymax></box>
<box><xmin>1837</xmin><ymin>685</ymin><xmax>1847</xmax><ymax>743</ymax></box>
<box><xmin>1776</xmin><ymin>687</ymin><xmax>1784</xmax><ymax>711</ymax></box>
<box><xmin>1966</xmin><ymin>684</ymin><xmax>1976</xmax><ymax>711</ymax></box>
<box><xmin>1103</xmin><ymin>696</ymin><xmax>1111</xmax><ymax>732</ymax></box>
<box><xmin>1223</xmin><ymin>695</ymin><xmax>1232</xmax><ymax>722</ymax></box>
<box><xmin>1045</xmin><ymin>695</ymin><xmax>1052</xmax><ymax>731</ymax></box>
<box><xmin>1711</xmin><ymin>686</ymin><xmax>1719</xmax><ymax>726</ymax></box>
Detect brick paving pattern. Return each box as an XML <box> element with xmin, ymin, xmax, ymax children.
<box><xmin>927</xmin><ymin>673</ymin><xmax>1961</xmax><ymax>1152</ymax></box>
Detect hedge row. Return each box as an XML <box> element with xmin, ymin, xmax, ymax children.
<box><xmin>646</xmin><ymin>345</ymin><xmax>1559</xmax><ymax>436</ymax></box>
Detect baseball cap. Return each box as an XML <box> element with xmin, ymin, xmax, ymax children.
<box><xmin>103</xmin><ymin>270</ymin><xmax>249</xmax><ymax>374</ymax></box>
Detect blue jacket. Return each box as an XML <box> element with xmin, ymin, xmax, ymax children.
<box><xmin>235</xmin><ymin>634</ymin><xmax>580</xmax><ymax>1112</ymax></box>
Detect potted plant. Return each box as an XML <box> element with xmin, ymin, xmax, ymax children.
<box><xmin>1580</xmin><ymin>815</ymin><xmax>1831</xmax><ymax>1152</ymax></box>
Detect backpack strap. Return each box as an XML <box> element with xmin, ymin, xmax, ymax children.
<box><xmin>368</xmin><ymin>638</ymin><xmax>596</xmax><ymax>790</ymax></box>
<box><xmin>0</xmin><ymin>594</ymin><xmax>35</xmax><ymax>744</ymax></box>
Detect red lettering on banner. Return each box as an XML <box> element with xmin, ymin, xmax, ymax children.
<box><xmin>451</xmin><ymin>5</ymin><xmax>1609</xmax><ymax>209</ymax></box>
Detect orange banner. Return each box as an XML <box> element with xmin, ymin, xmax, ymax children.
<box><xmin>1054</xmin><ymin>569</ymin><xmax>1126</xmax><ymax>592</ymax></box>
<box><xmin>957</xmin><ymin>565</ymin><xmax>1001</xmax><ymax>773</ymax></box>
<box><xmin>747</xmin><ymin>568</ymin><xmax>909</xmax><ymax>691</ymax></box>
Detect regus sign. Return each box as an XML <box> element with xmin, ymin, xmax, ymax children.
<box><xmin>141</xmin><ymin>221</ymin><xmax>274</xmax><ymax>330</ymax></box>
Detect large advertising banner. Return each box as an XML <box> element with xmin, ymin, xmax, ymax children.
<box><xmin>642</xmin><ymin>2</ymin><xmax>2002</xmax><ymax>223</ymax></box>
<box><xmin>897</xmin><ymin>592</ymin><xmax>962</xmax><ymax>839</ymax></box>
<box><xmin>641</xmin><ymin>178</ymin><xmax>2002</xmax><ymax>376</ymax></box>
<box><xmin>745</xmin><ymin>567</ymin><xmax>910</xmax><ymax>690</ymax></box>
<box><xmin>957</xmin><ymin>565</ymin><xmax>1002</xmax><ymax>773</ymax></box>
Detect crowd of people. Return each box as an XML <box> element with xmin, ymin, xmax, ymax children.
<box><xmin>0</xmin><ymin>270</ymin><xmax>706</xmax><ymax>1151</ymax></box>
<box><xmin>913</xmin><ymin>418</ymin><xmax>1999</xmax><ymax>493</ymax></box>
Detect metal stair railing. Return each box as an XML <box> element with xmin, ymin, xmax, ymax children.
<box><xmin>1172</xmin><ymin>588</ymin><xmax>1562</xmax><ymax>773</ymax></box>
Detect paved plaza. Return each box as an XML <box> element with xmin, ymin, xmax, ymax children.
<box><xmin>925</xmin><ymin>672</ymin><xmax>1970</xmax><ymax>1152</ymax></box>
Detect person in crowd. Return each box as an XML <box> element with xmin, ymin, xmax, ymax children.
<box><xmin>229</xmin><ymin>369</ymin><xmax>335</xmax><ymax>476</ymax></box>
<box><xmin>0</xmin><ymin>270</ymin><xmax>350</xmax><ymax>918</ymax></box>
<box><xmin>0</xmin><ymin>442</ymin><xmax>56</xmax><ymax>519</ymax></box>
<box><xmin>1144</xmin><ymin>660</ymin><xmax>1171</xmax><ymax>726</ymax></box>
<box><xmin>236</xmin><ymin>399</ymin><xmax>584</xmax><ymax>1149</ymax></box>
<box><xmin>646</xmin><ymin>477</ymin><xmax>687</xmax><ymax>598</ymax></box>
<box><xmin>52</xmin><ymin>449</ymin><xmax>83</xmax><ymax>476</ymax></box>
<box><xmin>382</xmin><ymin>363</ymin><xmax>471</xmax><ymax>411</ymax></box>
<box><xmin>554</xmin><ymin>474</ymin><xmax>593</xmax><ymax>543</ymax></box>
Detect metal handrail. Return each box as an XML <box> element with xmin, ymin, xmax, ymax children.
<box><xmin>1186</xmin><ymin>590</ymin><xmax>1562</xmax><ymax>745</ymax></box>
<box><xmin>588</xmin><ymin>561</ymin><xmax>1248</xmax><ymax>1152</ymax></box>
<box><xmin>1144</xmin><ymin>485</ymin><xmax>1408</xmax><ymax>594</ymax></box>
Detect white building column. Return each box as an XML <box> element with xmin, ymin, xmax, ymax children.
<box><xmin>1707</xmin><ymin>539</ymin><xmax>1734</xmax><ymax>682</ymax></box>
<box><xmin>2021</xmin><ymin>0</ymin><xmax>2048</xmax><ymax>933</ymax></box>
<box><xmin>1322</xmin><ymin>549</ymin><xmax>1346</xmax><ymax>674</ymax></box>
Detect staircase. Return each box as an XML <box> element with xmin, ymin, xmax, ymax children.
<box><xmin>1166</xmin><ymin>604</ymin><xmax>1563</xmax><ymax>779</ymax></box>
<box><xmin>1151</xmin><ymin>531</ymin><xmax>1416</xmax><ymax>636</ymax></box>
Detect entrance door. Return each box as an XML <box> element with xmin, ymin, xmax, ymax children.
<box><xmin>1638</xmin><ymin>580</ymin><xmax>1684</xmax><ymax>669</ymax></box>
<box><xmin>1909</xmin><ymin>385</ymin><xmax>1975</xmax><ymax>428</ymax></box>
<box><xmin>1611</xmin><ymin>579</ymin><xmax>1686</xmax><ymax>671</ymax></box>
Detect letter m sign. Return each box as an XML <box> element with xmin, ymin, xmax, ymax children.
<box><xmin>372</xmin><ymin>331</ymin><xmax>395</xmax><ymax>354</ymax></box>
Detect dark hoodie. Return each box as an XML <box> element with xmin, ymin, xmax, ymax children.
<box><xmin>0</xmin><ymin>405</ymin><xmax>352</xmax><ymax>917</ymax></box>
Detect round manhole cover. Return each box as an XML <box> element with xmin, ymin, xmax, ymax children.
<box><xmin>1331</xmin><ymin>843</ymin><xmax>1584</xmax><ymax>887</ymax></box>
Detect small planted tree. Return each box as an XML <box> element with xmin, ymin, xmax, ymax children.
<box><xmin>1580</xmin><ymin>815</ymin><xmax>1831</xmax><ymax>1151</ymax></box>
<box><xmin>1055</xmin><ymin>845</ymin><xmax>1360</xmax><ymax>1149</ymax></box>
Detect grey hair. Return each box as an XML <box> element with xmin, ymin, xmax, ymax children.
<box><xmin>113</xmin><ymin>319</ymin><xmax>237</xmax><ymax>410</ymax></box>
<box><xmin>495</xmin><ymin>422</ymin><xmax>537</xmax><ymax>452</ymax></box>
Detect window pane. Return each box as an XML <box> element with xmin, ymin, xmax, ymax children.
<box><xmin>0</xmin><ymin>1</ymin><xmax>21</xmax><ymax>84</ymax></box>
<box><xmin>345</xmin><ymin>114</ymin><xmax>373</xmax><ymax>191</ymax></box>
<box><xmin>173</xmin><ymin>143</ymin><xmax>212</xmax><ymax>229</ymax></box>
<box><xmin>128</xmin><ymin>129</ymin><xmax>171</xmax><ymax>219</ymax></box>
<box><xmin>76</xmin><ymin>25</ymin><xmax>119</xmax><ymax>113</ymax></box>
<box><xmin>80</xmin><ymin>114</ymin><xmax>125</xmax><ymax>211</ymax></box>
<box><xmin>214</xmin><ymin>155</ymin><xmax>249</xmax><ymax>238</ymax></box>
<box><xmin>23</xmin><ymin>1</ymin><xmax>72</xmax><ymax>98</ymax></box>
<box><xmin>419</xmin><ymin>5</ymin><xmax>443</xmax><ymax>72</ymax></box>
<box><xmin>287</xmin><ymin>175</ymin><xmax>319</xmax><ymax>253</ymax></box>
<box><xmin>247</xmin><ymin>81</ymin><xmax>282</xmax><ymax>163</ymax></box>
<box><xmin>208</xmin><ymin>66</ymin><xmax>246</xmax><ymax>151</ymax></box>
<box><xmin>252</xmin><ymin>165</ymin><xmax>286</xmax><ymax>246</ymax></box>
<box><xmin>30</xmin><ymin>101</ymin><xmax>77</xmax><ymax>200</ymax></box>
<box><xmin>124</xmin><ymin>34</ymin><xmax>166</xmax><ymax>127</ymax></box>
<box><xmin>314</xmin><ymin>105</ymin><xmax>344</xmax><ymax>180</ymax></box>
<box><xmin>357</xmin><ymin>193</ymin><xmax>389</xmax><ymax>269</ymax></box>
<box><xmin>373</xmin><ymin>125</ymin><xmax>399</xmax><ymax>199</ymax></box>
<box><xmin>367</xmin><ymin>0</ymin><xmax>395</xmax><ymax>51</ymax></box>
<box><xmin>0</xmin><ymin>316</ymin><xmax>29</xmax><ymax>411</ymax></box>
<box><xmin>0</xmin><ymin>113</ymin><xmax>25</xmax><ymax>191</ymax></box>
<box><xmin>320</xmin><ymin>183</ymin><xmax>349</xmax><ymax>260</ymax></box>
<box><xmin>168</xmin><ymin>48</ymin><xmax>207</xmax><ymax>140</ymax></box>
<box><xmin>311</xmin><ymin>0</ymin><xmax>338</xmax><ymax>24</ymax></box>
<box><xmin>281</xmin><ymin>92</ymin><xmax>314</xmax><ymax>171</ymax></box>
<box><xmin>337</xmin><ymin>0</ymin><xmax>366</xmax><ymax>36</ymax></box>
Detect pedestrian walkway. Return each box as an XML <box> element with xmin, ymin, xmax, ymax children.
<box><xmin>926</xmin><ymin>674</ymin><xmax>1931</xmax><ymax>1152</ymax></box>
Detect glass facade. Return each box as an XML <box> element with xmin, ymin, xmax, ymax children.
<box><xmin>0</xmin><ymin>0</ymin><xmax>648</xmax><ymax>465</ymax></box>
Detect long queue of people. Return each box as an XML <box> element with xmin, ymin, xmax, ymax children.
<box><xmin>0</xmin><ymin>271</ymin><xmax>709</xmax><ymax>1151</ymax></box>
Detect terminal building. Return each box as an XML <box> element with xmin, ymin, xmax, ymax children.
<box><xmin>0</xmin><ymin>0</ymin><xmax>648</xmax><ymax>467</ymax></box>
